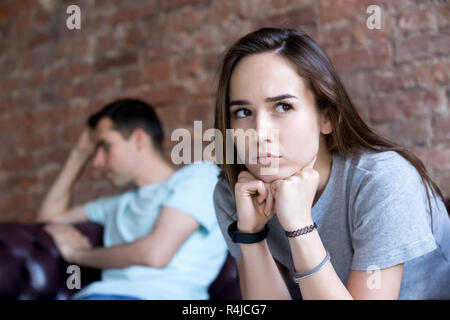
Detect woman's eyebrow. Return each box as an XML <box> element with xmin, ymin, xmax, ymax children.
<box><xmin>228</xmin><ymin>94</ymin><xmax>298</xmax><ymax>108</ymax></box>
<box><xmin>228</xmin><ymin>99</ymin><xmax>250</xmax><ymax>107</ymax></box>
<box><xmin>265</xmin><ymin>94</ymin><xmax>298</xmax><ymax>102</ymax></box>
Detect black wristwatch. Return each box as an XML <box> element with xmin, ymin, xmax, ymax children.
<box><xmin>227</xmin><ymin>221</ymin><xmax>269</xmax><ymax>244</ymax></box>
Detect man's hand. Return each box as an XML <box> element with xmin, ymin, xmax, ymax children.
<box><xmin>44</xmin><ymin>223</ymin><xmax>92</xmax><ymax>263</ymax></box>
<box><xmin>74</xmin><ymin>128</ymin><xmax>96</xmax><ymax>157</ymax></box>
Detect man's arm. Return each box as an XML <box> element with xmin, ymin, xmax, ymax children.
<box><xmin>50</xmin><ymin>205</ymin><xmax>89</xmax><ymax>224</ymax></box>
<box><xmin>37</xmin><ymin>129</ymin><xmax>94</xmax><ymax>223</ymax></box>
<box><xmin>49</xmin><ymin>205</ymin><xmax>200</xmax><ymax>269</ymax></box>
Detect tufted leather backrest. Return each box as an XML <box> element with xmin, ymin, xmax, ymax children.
<box><xmin>0</xmin><ymin>222</ymin><xmax>241</xmax><ymax>300</ymax></box>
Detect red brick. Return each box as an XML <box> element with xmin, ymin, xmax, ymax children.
<box><xmin>320</xmin><ymin>0</ymin><xmax>368</xmax><ymax>23</ymax></box>
<box><xmin>370</xmin><ymin>90</ymin><xmax>441</xmax><ymax>122</ymax></box>
<box><xmin>29</xmin><ymin>31</ymin><xmax>51</xmax><ymax>50</ymax></box>
<box><xmin>257</xmin><ymin>5</ymin><xmax>317</xmax><ymax>29</ymax></box>
<box><xmin>95</xmin><ymin>51</ymin><xmax>138</xmax><ymax>72</ymax></box>
<box><xmin>395</xmin><ymin>33</ymin><xmax>450</xmax><ymax>63</ymax></box>
<box><xmin>34</xmin><ymin>147</ymin><xmax>71</xmax><ymax>167</ymax></box>
<box><xmin>146</xmin><ymin>32</ymin><xmax>196</xmax><ymax>58</ymax></box>
<box><xmin>62</xmin><ymin>123</ymin><xmax>86</xmax><ymax>146</ymax></box>
<box><xmin>201</xmin><ymin>0</ymin><xmax>236</xmax><ymax>24</ymax></box>
<box><xmin>60</xmin><ymin>81</ymin><xmax>91</xmax><ymax>99</ymax></box>
<box><xmin>232</xmin><ymin>0</ymin><xmax>271</xmax><ymax>19</ymax></box>
<box><xmin>370</xmin><ymin>122</ymin><xmax>392</xmax><ymax>139</ymax></box>
<box><xmin>329</xmin><ymin>41</ymin><xmax>392</xmax><ymax>73</ymax></box>
<box><xmin>147</xmin><ymin>60</ymin><xmax>173</xmax><ymax>84</ymax></box>
<box><xmin>391</xmin><ymin>117</ymin><xmax>432</xmax><ymax>147</ymax></box>
<box><xmin>203</xmin><ymin>52</ymin><xmax>222</xmax><ymax>74</ymax></box>
<box><xmin>415</xmin><ymin>61</ymin><xmax>450</xmax><ymax>88</ymax></box>
<box><xmin>435</xmin><ymin>116</ymin><xmax>450</xmax><ymax>142</ymax></box>
<box><xmin>160</xmin><ymin>0</ymin><xmax>205</xmax><ymax>11</ymax></box>
<box><xmin>0</xmin><ymin>155</ymin><xmax>34</xmax><ymax>172</ymax></box>
<box><xmin>56</xmin><ymin>36</ymin><xmax>92</xmax><ymax>60</ymax></box>
<box><xmin>397</xmin><ymin>8</ymin><xmax>437</xmax><ymax>37</ymax></box>
<box><xmin>185</xmin><ymin>99</ymin><xmax>215</xmax><ymax>124</ymax></box>
<box><xmin>436</xmin><ymin>2</ymin><xmax>450</xmax><ymax>29</ymax></box>
<box><xmin>120</xmin><ymin>68</ymin><xmax>145</xmax><ymax>90</ymax></box>
<box><xmin>123</xmin><ymin>24</ymin><xmax>147</xmax><ymax>48</ymax></box>
<box><xmin>413</xmin><ymin>145</ymin><xmax>450</xmax><ymax>171</ymax></box>
<box><xmin>138</xmin><ymin>85</ymin><xmax>186</xmax><ymax>106</ymax></box>
<box><xmin>18</xmin><ymin>129</ymin><xmax>58</xmax><ymax>150</ymax></box>
<box><xmin>0</xmin><ymin>194</ymin><xmax>29</xmax><ymax>221</ymax></box>
<box><xmin>66</xmin><ymin>61</ymin><xmax>93</xmax><ymax>79</ymax></box>
<box><xmin>3</xmin><ymin>173</ymin><xmax>39</xmax><ymax>191</ymax></box>
<box><xmin>341</xmin><ymin>73</ymin><xmax>371</xmax><ymax>98</ymax></box>
<box><xmin>93</xmin><ymin>74</ymin><xmax>120</xmax><ymax>96</ymax></box>
<box><xmin>315</xmin><ymin>22</ymin><xmax>353</xmax><ymax>49</ymax></box>
<box><xmin>108</xmin><ymin>2</ymin><xmax>159</xmax><ymax>26</ymax></box>
<box><xmin>350</xmin><ymin>96</ymin><xmax>370</xmax><ymax>122</ymax></box>
<box><xmin>352</xmin><ymin>14</ymin><xmax>392</xmax><ymax>45</ymax></box>
<box><xmin>371</xmin><ymin>69</ymin><xmax>415</xmax><ymax>92</ymax></box>
<box><xmin>188</xmin><ymin>75</ymin><xmax>218</xmax><ymax>101</ymax></box>
<box><xmin>270</xmin><ymin>0</ymin><xmax>312</xmax><ymax>11</ymax></box>
<box><xmin>192</xmin><ymin>25</ymin><xmax>227</xmax><ymax>52</ymax></box>
<box><xmin>154</xmin><ymin>104</ymin><xmax>185</xmax><ymax>127</ymax></box>
<box><xmin>165</xmin><ymin>6</ymin><xmax>206</xmax><ymax>33</ymax></box>
<box><xmin>175</xmin><ymin>56</ymin><xmax>203</xmax><ymax>79</ymax></box>
<box><xmin>0</xmin><ymin>115</ymin><xmax>26</xmax><ymax>134</ymax></box>
<box><xmin>436</xmin><ymin>170</ymin><xmax>450</xmax><ymax>199</ymax></box>
<box><xmin>47</xmin><ymin>65</ymin><xmax>68</xmax><ymax>82</ymax></box>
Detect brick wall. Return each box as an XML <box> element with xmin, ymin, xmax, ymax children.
<box><xmin>0</xmin><ymin>0</ymin><xmax>449</xmax><ymax>222</ymax></box>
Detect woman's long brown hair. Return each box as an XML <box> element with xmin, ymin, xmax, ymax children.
<box><xmin>214</xmin><ymin>28</ymin><xmax>446</xmax><ymax>218</ymax></box>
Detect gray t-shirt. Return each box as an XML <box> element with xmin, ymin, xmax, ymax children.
<box><xmin>213</xmin><ymin>150</ymin><xmax>450</xmax><ymax>299</ymax></box>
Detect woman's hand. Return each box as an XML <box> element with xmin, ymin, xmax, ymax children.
<box><xmin>270</xmin><ymin>155</ymin><xmax>320</xmax><ymax>231</ymax></box>
<box><xmin>234</xmin><ymin>171</ymin><xmax>276</xmax><ymax>233</ymax></box>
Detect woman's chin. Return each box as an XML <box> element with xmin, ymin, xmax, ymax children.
<box><xmin>247</xmin><ymin>164</ymin><xmax>295</xmax><ymax>183</ymax></box>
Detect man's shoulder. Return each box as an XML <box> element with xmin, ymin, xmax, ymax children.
<box><xmin>172</xmin><ymin>161</ymin><xmax>220</xmax><ymax>180</ymax></box>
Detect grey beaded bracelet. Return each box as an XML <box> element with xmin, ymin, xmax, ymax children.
<box><xmin>293</xmin><ymin>250</ymin><xmax>331</xmax><ymax>283</ymax></box>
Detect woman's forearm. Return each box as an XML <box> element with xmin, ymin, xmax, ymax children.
<box><xmin>289</xmin><ymin>227</ymin><xmax>353</xmax><ymax>300</ymax></box>
<box><xmin>239</xmin><ymin>240</ymin><xmax>292</xmax><ymax>300</ymax></box>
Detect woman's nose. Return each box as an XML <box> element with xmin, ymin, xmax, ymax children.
<box><xmin>255</xmin><ymin>112</ymin><xmax>277</xmax><ymax>144</ymax></box>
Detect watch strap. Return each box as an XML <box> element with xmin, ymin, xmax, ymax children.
<box><xmin>227</xmin><ymin>221</ymin><xmax>269</xmax><ymax>244</ymax></box>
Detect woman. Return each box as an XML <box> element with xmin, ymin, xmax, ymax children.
<box><xmin>213</xmin><ymin>28</ymin><xmax>450</xmax><ymax>300</ymax></box>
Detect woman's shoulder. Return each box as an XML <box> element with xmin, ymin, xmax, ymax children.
<box><xmin>346</xmin><ymin>149</ymin><xmax>417</xmax><ymax>178</ymax></box>
<box><xmin>214</xmin><ymin>173</ymin><xmax>234</xmax><ymax>199</ymax></box>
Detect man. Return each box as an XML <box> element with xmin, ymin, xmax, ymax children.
<box><xmin>38</xmin><ymin>98</ymin><xmax>227</xmax><ymax>300</ymax></box>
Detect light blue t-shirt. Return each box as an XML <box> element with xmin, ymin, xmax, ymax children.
<box><xmin>73</xmin><ymin>161</ymin><xmax>228</xmax><ymax>300</ymax></box>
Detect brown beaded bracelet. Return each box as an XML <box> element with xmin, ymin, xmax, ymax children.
<box><xmin>285</xmin><ymin>222</ymin><xmax>317</xmax><ymax>238</ymax></box>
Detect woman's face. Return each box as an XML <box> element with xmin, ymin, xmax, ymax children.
<box><xmin>228</xmin><ymin>52</ymin><xmax>332</xmax><ymax>182</ymax></box>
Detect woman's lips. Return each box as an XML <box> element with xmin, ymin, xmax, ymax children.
<box><xmin>255</xmin><ymin>155</ymin><xmax>282</xmax><ymax>165</ymax></box>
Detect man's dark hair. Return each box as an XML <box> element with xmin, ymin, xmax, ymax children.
<box><xmin>87</xmin><ymin>98</ymin><xmax>164</xmax><ymax>153</ymax></box>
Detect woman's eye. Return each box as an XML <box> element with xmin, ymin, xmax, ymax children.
<box><xmin>275</xmin><ymin>103</ymin><xmax>293</xmax><ymax>113</ymax></box>
<box><xmin>233</xmin><ymin>108</ymin><xmax>251</xmax><ymax>118</ymax></box>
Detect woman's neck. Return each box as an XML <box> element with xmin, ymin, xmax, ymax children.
<box><xmin>313</xmin><ymin>144</ymin><xmax>333</xmax><ymax>206</ymax></box>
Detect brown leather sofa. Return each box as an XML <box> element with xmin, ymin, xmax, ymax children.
<box><xmin>0</xmin><ymin>222</ymin><xmax>242</xmax><ymax>300</ymax></box>
<box><xmin>1</xmin><ymin>198</ymin><xmax>448</xmax><ymax>300</ymax></box>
